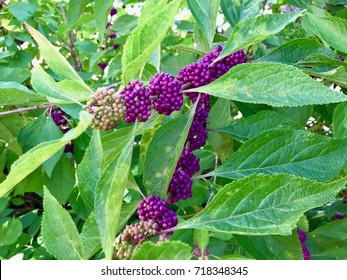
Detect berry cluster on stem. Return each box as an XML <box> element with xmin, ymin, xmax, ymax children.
<box><xmin>49</xmin><ymin>107</ymin><xmax>73</xmax><ymax>153</ymax></box>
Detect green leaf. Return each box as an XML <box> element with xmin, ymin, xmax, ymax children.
<box><xmin>121</xmin><ymin>0</ymin><xmax>181</xmax><ymax>85</ymax></box>
<box><xmin>193</xmin><ymin>229</ymin><xmax>209</xmax><ymax>253</ymax></box>
<box><xmin>303</xmin><ymin>66</ymin><xmax>347</xmax><ymax>89</ymax></box>
<box><xmin>304</xmin><ymin>13</ymin><xmax>347</xmax><ymax>53</ymax></box>
<box><xmin>217</xmin><ymin>12</ymin><xmax>303</xmax><ymax>61</ymax></box>
<box><xmin>144</xmin><ymin>105</ymin><xmax>196</xmax><ymax>199</ymax></box>
<box><xmin>0</xmin><ymin>111</ymin><xmax>92</xmax><ymax>199</ymax></box>
<box><xmin>184</xmin><ymin>63</ymin><xmax>347</xmax><ymax>107</ymax></box>
<box><xmin>115</xmin><ymin>201</ymin><xmax>140</xmax><ymax>234</ymax></box>
<box><xmin>24</xmin><ymin>23</ymin><xmax>85</xmax><ymax>85</ymax></box>
<box><xmin>77</xmin><ymin>130</ymin><xmax>103</xmax><ymax>208</ymax></box>
<box><xmin>178</xmin><ymin>174</ymin><xmax>347</xmax><ymax>235</ymax></box>
<box><xmin>131</xmin><ymin>241</ymin><xmax>192</xmax><ymax>260</ymax></box>
<box><xmin>101</xmin><ymin>127</ymin><xmax>133</xmax><ymax>169</ymax></box>
<box><xmin>298</xmin><ymin>53</ymin><xmax>347</xmax><ymax>69</ymax></box>
<box><xmin>31</xmin><ymin>64</ymin><xmax>92</xmax><ymax>104</ymax></box>
<box><xmin>8</xmin><ymin>2</ymin><xmax>37</xmax><ymax>22</ymax></box>
<box><xmin>287</xmin><ymin>0</ymin><xmax>324</xmax><ymax>8</ymax></box>
<box><xmin>44</xmin><ymin>155</ymin><xmax>76</xmax><ymax>204</ymax></box>
<box><xmin>221</xmin><ymin>0</ymin><xmax>263</xmax><ymax>27</ymax></box>
<box><xmin>0</xmin><ymin>219</ymin><xmax>23</xmax><ymax>246</ymax></box>
<box><xmin>216</xmin><ymin>110</ymin><xmax>301</xmax><ymax>142</ymax></box>
<box><xmin>18</xmin><ymin>112</ymin><xmax>64</xmax><ymax>176</ymax></box>
<box><xmin>68</xmin><ymin>0</ymin><xmax>93</xmax><ymax>29</ymax></box>
<box><xmin>42</xmin><ymin>186</ymin><xmax>85</xmax><ymax>259</ymax></box>
<box><xmin>95</xmin><ymin>126</ymin><xmax>135</xmax><ymax>259</ymax></box>
<box><xmin>0</xmin><ymin>81</ymin><xmax>46</xmax><ymax>106</ymax></box>
<box><xmin>0</xmin><ymin>121</ymin><xmax>22</xmax><ymax>156</ymax></box>
<box><xmin>257</xmin><ymin>39</ymin><xmax>323</xmax><ymax>64</ymax></box>
<box><xmin>80</xmin><ymin>212</ymin><xmax>101</xmax><ymax>260</ymax></box>
<box><xmin>207</xmin><ymin>98</ymin><xmax>233</xmax><ymax>162</ymax></box>
<box><xmin>333</xmin><ymin>102</ymin><xmax>347</xmax><ymax>139</ymax></box>
<box><xmin>308</xmin><ymin>219</ymin><xmax>347</xmax><ymax>259</ymax></box>
<box><xmin>234</xmin><ymin>233</ymin><xmax>303</xmax><ymax>260</ymax></box>
<box><xmin>208</xmin><ymin>129</ymin><xmax>347</xmax><ymax>182</ymax></box>
<box><xmin>187</xmin><ymin>0</ymin><xmax>220</xmax><ymax>47</ymax></box>
<box><xmin>94</xmin><ymin>0</ymin><xmax>114</xmax><ymax>42</ymax></box>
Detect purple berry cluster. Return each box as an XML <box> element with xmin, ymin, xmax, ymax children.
<box><xmin>167</xmin><ymin>46</ymin><xmax>247</xmax><ymax>204</ymax></box>
<box><xmin>85</xmin><ymin>87</ymin><xmax>126</xmax><ymax>130</ymax></box>
<box><xmin>149</xmin><ymin>73</ymin><xmax>183</xmax><ymax>115</ymax></box>
<box><xmin>120</xmin><ymin>80</ymin><xmax>151</xmax><ymax>123</ymax></box>
<box><xmin>297</xmin><ymin>229</ymin><xmax>311</xmax><ymax>260</ymax></box>
<box><xmin>137</xmin><ymin>195</ymin><xmax>178</xmax><ymax>235</ymax></box>
<box><xmin>114</xmin><ymin>196</ymin><xmax>178</xmax><ymax>259</ymax></box>
<box><xmin>49</xmin><ymin>107</ymin><xmax>73</xmax><ymax>153</ymax></box>
<box><xmin>338</xmin><ymin>55</ymin><xmax>345</xmax><ymax>62</ymax></box>
<box><xmin>193</xmin><ymin>243</ymin><xmax>210</xmax><ymax>259</ymax></box>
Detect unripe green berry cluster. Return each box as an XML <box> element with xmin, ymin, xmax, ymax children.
<box><xmin>114</xmin><ymin>219</ymin><xmax>161</xmax><ymax>260</ymax></box>
<box><xmin>85</xmin><ymin>87</ymin><xmax>126</xmax><ymax>130</ymax></box>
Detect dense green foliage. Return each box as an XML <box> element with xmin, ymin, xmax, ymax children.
<box><xmin>0</xmin><ymin>0</ymin><xmax>347</xmax><ymax>260</ymax></box>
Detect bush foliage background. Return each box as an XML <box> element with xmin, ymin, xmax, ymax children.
<box><xmin>0</xmin><ymin>0</ymin><xmax>347</xmax><ymax>260</ymax></box>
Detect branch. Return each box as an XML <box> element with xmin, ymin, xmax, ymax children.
<box><xmin>0</xmin><ymin>104</ymin><xmax>52</xmax><ymax>116</ymax></box>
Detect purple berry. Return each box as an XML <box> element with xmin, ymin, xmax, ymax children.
<box><xmin>110</xmin><ymin>8</ymin><xmax>117</xmax><ymax>16</ymax></box>
<box><xmin>64</xmin><ymin>142</ymin><xmax>74</xmax><ymax>153</ymax></box>
<box><xmin>167</xmin><ymin>170</ymin><xmax>192</xmax><ymax>204</ymax></box>
<box><xmin>120</xmin><ymin>80</ymin><xmax>151</xmax><ymax>123</ymax></box>
<box><xmin>177</xmin><ymin>62</ymin><xmax>213</xmax><ymax>102</ymax></box>
<box><xmin>137</xmin><ymin>195</ymin><xmax>169</xmax><ymax>222</ymax></box>
<box><xmin>50</xmin><ymin>107</ymin><xmax>67</xmax><ymax>126</ymax></box>
<box><xmin>109</xmin><ymin>33</ymin><xmax>117</xmax><ymax>39</ymax></box>
<box><xmin>98</xmin><ymin>62</ymin><xmax>108</xmax><ymax>70</ymax></box>
<box><xmin>176</xmin><ymin>148</ymin><xmax>200</xmax><ymax>176</ymax></box>
<box><xmin>333</xmin><ymin>214</ymin><xmax>345</xmax><ymax>220</ymax></box>
<box><xmin>156</xmin><ymin>209</ymin><xmax>178</xmax><ymax>235</ymax></box>
<box><xmin>338</xmin><ymin>55</ymin><xmax>344</xmax><ymax>62</ymax></box>
<box><xmin>297</xmin><ymin>229</ymin><xmax>311</xmax><ymax>260</ymax></box>
<box><xmin>112</xmin><ymin>44</ymin><xmax>119</xmax><ymax>49</ymax></box>
<box><xmin>149</xmin><ymin>72</ymin><xmax>183</xmax><ymax>115</ymax></box>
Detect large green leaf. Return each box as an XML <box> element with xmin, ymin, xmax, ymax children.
<box><xmin>208</xmin><ymin>129</ymin><xmax>347</xmax><ymax>182</ymax></box>
<box><xmin>24</xmin><ymin>23</ymin><xmax>85</xmax><ymax>85</ymax></box>
<box><xmin>221</xmin><ymin>0</ymin><xmax>263</xmax><ymax>27</ymax></box>
<box><xmin>94</xmin><ymin>0</ymin><xmax>113</xmax><ymax>42</ymax></box>
<box><xmin>31</xmin><ymin>65</ymin><xmax>92</xmax><ymax>104</ymax></box>
<box><xmin>187</xmin><ymin>0</ymin><xmax>220</xmax><ymax>47</ymax></box>
<box><xmin>257</xmin><ymin>39</ymin><xmax>323</xmax><ymax>64</ymax></box>
<box><xmin>215</xmin><ymin>110</ymin><xmax>301</xmax><ymax>142</ymax></box>
<box><xmin>121</xmin><ymin>0</ymin><xmax>181</xmax><ymax>85</ymax></box>
<box><xmin>178</xmin><ymin>174</ymin><xmax>347</xmax><ymax>235</ymax></box>
<box><xmin>0</xmin><ymin>81</ymin><xmax>46</xmax><ymax>106</ymax></box>
<box><xmin>304</xmin><ymin>13</ymin><xmax>347</xmax><ymax>53</ymax></box>
<box><xmin>143</xmin><ymin>104</ymin><xmax>196</xmax><ymax>199</ymax></box>
<box><xmin>131</xmin><ymin>241</ymin><xmax>192</xmax><ymax>260</ymax></box>
<box><xmin>184</xmin><ymin>63</ymin><xmax>347</xmax><ymax>107</ymax></box>
<box><xmin>42</xmin><ymin>186</ymin><xmax>85</xmax><ymax>259</ymax></box>
<box><xmin>333</xmin><ymin>102</ymin><xmax>347</xmax><ymax>139</ymax></box>
<box><xmin>217</xmin><ymin>12</ymin><xmax>303</xmax><ymax>62</ymax></box>
<box><xmin>77</xmin><ymin>130</ymin><xmax>103</xmax><ymax>208</ymax></box>
<box><xmin>94</xmin><ymin>126</ymin><xmax>135</xmax><ymax>259</ymax></box>
<box><xmin>234</xmin><ymin>233</ymin><xmax>303</xmax><ymax>260</ymax></box>
<box><xmin>0</xmin><ymin>111</ymin><xmax>92</xmax><ymax>198</ymax></box>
